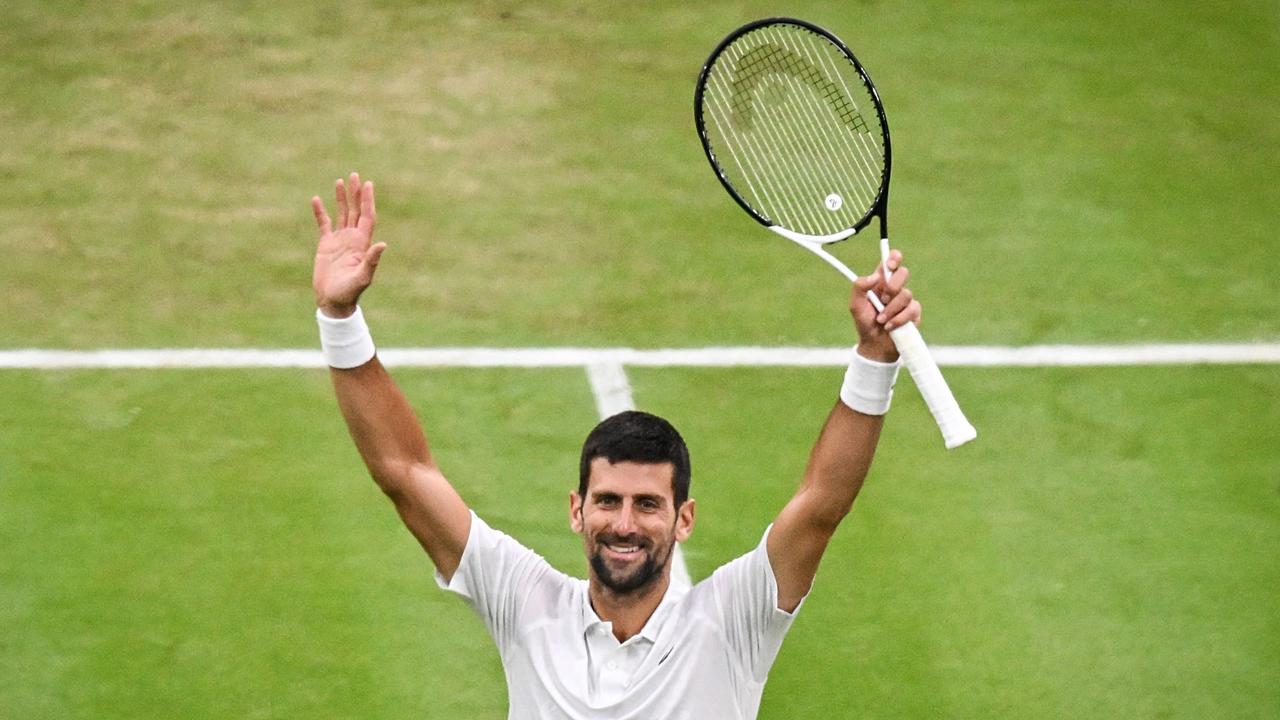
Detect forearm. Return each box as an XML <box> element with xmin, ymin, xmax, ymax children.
<box><xmin>314</xmin><ymin>302</ymin><xmax>434</xmax><ymax>487</ymax></box>
<box><xmin>797</xmin><ymin>401</ymin><xmax>883</xmax><ymax>528</ymax></box>
<box><xmin>796</xmin><ymin>347</ymin><xmax>898</xmax><ymax>523</ymax></box>
<box><xmin>330</xmin><ymin>358</ymin><xmax>436</xmax><ymax>491</ymax></box>
<box><xmin>769</xmin><ymin>350</ymin><xmax>897</xmax><ymax>609</ymax></box>
<box><xmin>330</xmin><ymin>358</ymin><xmax>471</xmax><ymax>574</ymax></box>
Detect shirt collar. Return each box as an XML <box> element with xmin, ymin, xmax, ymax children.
<box><xmin>580</xmin><ymin>577</ymin><xmax>689</xmax><ymax>644</ymax></box>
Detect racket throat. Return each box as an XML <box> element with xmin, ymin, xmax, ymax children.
<box><xmin>769</xmin><ymin>225</ymin><xmax>860</xmax><ymax>283</ymax></box>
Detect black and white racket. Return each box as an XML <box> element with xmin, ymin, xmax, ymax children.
<box><xmin>695</xmin><ymin>17</ymin><xmax>976</xmax><ymax>449</ymax></box>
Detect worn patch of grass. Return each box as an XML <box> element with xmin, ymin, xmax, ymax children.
<box><xmin>1</xmin><ymin>0</ymin><xmax>1276</xmax><ymax>348</ymax></box>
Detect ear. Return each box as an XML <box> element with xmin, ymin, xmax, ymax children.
<box><xmin>569</xmin><ymin>491</ymin><xmax>584</xmax><ymax>533</ymax></box>
<box><xmin>674</xmin><ymin>498</ymin><xmax>696</xmax><ymax>542</ymax></box>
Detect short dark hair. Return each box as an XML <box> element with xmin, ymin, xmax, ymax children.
<box><xmin>578</xmin><ymin>411</ymin><xmax>691</xmax><ymax>508</ymax></box>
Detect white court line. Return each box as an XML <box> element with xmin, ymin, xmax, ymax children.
<box><xmin>585</xmin><ymin>361</ymin><xmax>692</xmax><ymax>588</ymax></box>
<box><xmin>6</xmin><ymin>342</ymin><xmax>1274</xmax><ymax>586</ymax></box>
<box><xmin>1</xmin><ymin>343</ymin><xmax>1279</xmax><ymax>369</ymax></box>
<box><xmin>585</xmin><ymin>362</ymin><xmax>637</xmax><ymax>419</ymax></box>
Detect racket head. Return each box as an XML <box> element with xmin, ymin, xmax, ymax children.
<box><xmin>695</xmin><ymin>18</ymin><xmax>892</xmax><ymax>243</ymax></box>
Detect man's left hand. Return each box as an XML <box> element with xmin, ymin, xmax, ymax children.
<box><xmin>850</xmin><ymin>249</ymin><xmax>922</xmax><ymax>362</ymax></box>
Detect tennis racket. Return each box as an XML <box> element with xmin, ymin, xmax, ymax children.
<box><xmin>694</xmin><ymin>17</ymin><xmax>976</xmax><ymax>449</ymax></box>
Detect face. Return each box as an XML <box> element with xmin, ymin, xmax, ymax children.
<box><xmin>570</xmin><ymin>459</ymin><xmax>694</xmax><ymax>595</ymax></box>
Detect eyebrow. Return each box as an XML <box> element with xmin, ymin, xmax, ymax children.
<box><xmin>590</xmin><ymin>491</ymin><xmax>666</xmax><ymax>506</ymax></box>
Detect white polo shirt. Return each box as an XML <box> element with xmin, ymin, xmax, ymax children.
<box><xmin>435</xmin><ymin>512</ymin><xmax>805</xmax><ymax>720</ymax></box>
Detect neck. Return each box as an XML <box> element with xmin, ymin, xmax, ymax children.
<box><xmin>588</xmin><ymin>571</ymin><xmax>670</xmax><ymax>643</ymax></box>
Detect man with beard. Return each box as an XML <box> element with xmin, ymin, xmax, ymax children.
<box><xmin>311</xmin><ymin>174</ymin><xmax>921</xmax><ymax>719</ymax></box>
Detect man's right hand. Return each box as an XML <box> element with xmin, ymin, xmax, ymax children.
<box><xmin>312</xmin><ymin>172</ymin><xmax>386</xmax><ymax>318</ymax></box>
<box><xmin>314</xmin><ymin>173</ymin><xmax>472</xmax><ymax>579</ymax></box>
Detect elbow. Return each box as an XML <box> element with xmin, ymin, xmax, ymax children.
<box><xmin>372</xmin><ymin>474</ymin><xmax>406</xmax><ymax>502</ymax></box>
<box><xmin>364</xmin><ymin>459</ymin><xmax>400</xmax><ymax>495</ymax></box>
<box><xmin>366</xmin><ymin>458</ymin><xmax>438</xmax><ymax>500</ymax></box>
<box><xmin>810</xmin><ymin>502</ymin><xmax>853</xmax><ymax>534</ymax></box>
<box><xmin>796</xmin><ymin>486</ymin><xmax>856</xmax><ymax>534</ymax></box>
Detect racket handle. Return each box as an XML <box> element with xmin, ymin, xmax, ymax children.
<box><xmin>886</xmin><ymin>321</ymin><xmax>977</xmax><ymax>449</ymax></box>
<box><xmin>777</xmin><ymin>230</ymin><xmax>977</xmax><ymax>449</ymax></box>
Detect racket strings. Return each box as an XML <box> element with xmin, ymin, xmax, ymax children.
<box><xmin>700</xmin><ymin>25</ymin><xmax>887</xmax><ymax>237</ymax></box>
<box><xmin>731</xmin><ymin>41</ymin><xmax>852</xmax><ymax>230</ymax></box>
<box><xmin>757</xmin><ymin>27</ymin><xmax>880</xmax><ymax>217</ymax></box>
<box><xmin>716</xmin><ymin>51</ymin><xmax>835</xmax><ymax>233</ymax></box>
<box><xmin>749</xmin><ymin>27</ymin><xmax>883</xmax><ymax>223</ymax></box>
<box><xmin>734</xmin><ymin>41</ymin><xmax>868</xmax><ymax>135</ymax></box>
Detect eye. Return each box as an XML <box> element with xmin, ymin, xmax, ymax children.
<box><xmin>595</xmin><ymin>495</ymin><xmax>619</xmax><ymax>508</ymax></box>
<box><xmin>639</xmin><ymin>498</ymin><xmax>660</xmax><ymax>511</ymax></box>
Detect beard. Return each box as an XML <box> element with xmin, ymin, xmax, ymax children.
<box><xmin>589</xmin><ymin>537</ymin><xmax>669</xmax><ymax>594</ymax></box>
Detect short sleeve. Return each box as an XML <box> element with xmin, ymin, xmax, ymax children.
<box><xmin>707</xmin><ymin>525</ymin><xmax>808</xmax><ymax>683</ymax></box>
<box><xmin>435</xmin><ymin>511</ymin><xmax>556</xmax><ymax>652</ymax></box>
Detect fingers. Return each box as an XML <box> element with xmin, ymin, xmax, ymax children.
<box><xmin>336</xmin><ymin>173</ymin><xmax>361</xmax><ymax>228</ymax></box>
<box><xmin>885</xmin><ymin>265</ymin><xmax>910</xmax><ymax>296</ymax></box>
<box><xmin>886</xmin><ymin>298</ymin><xmax>923</xmax><ymax>330</ymax></box>
<box><xmin>364</xmin><ymin>242</ymin><xmax>387</xmax><ymax>270</ymax></box>
<box><xmin>335</xmin><ymin>179</ymin><xmax>348</xmax><ymax>229</ymax></box>
<box><xmin>358</xmin><ymin>242</ymin><xmax>388</xmax><ymax>285</ymax></box>
<box><xmin>878</xmin><ymin>255</ymin><xmax>921</xmax><ymax>330</ymax></box>
<box><xmin>853</xmin><ymin>270</ymin><xmax>879</xmax><ymax>294</ymax></box>
<box><xmin>855</xmin><ymin>252</ymin><xmax>905</xmax><ymax>294</ymax></box>
<box><xmin>310</xmin><ymin>196</ymin><xmax>332</xmax><ymax>235</ymax></box>
<box><xmin>885</xmin><ymin>249</ymin><xmax>903</xmax><ymax>271</ymax></box>
<box><xmin>877</xmin><ymin>287</ymin><xmax>916</xmax><ymax>329</ymax></box>
<box><xmin>333</xmin><ymin>172</ymin><xmax>374</xmax><ymax>232</ymax></box>
<box><xmin>867</xmin><ymin>250</ymin><xmax>921</xmax><ymax>330</ymax></box>
<box><xmin>850</xmin><ymin>272</ymin><xmax>881</xmax><ymax>320</ymax></box>
<box><xmin>346</xmin><ymin>173</ymin><xmax>361</xmax><ymax>228</ymax></box>
<box><xmin>357</xmin><ymin>181</ymin><xmax>376</xmax><ymax>234</ymax></box>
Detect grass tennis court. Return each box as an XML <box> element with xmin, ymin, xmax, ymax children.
<box><xmin>2</xmin><ymin>1</ymin><xmax>1277</xmax><ymax>718</ymax></box>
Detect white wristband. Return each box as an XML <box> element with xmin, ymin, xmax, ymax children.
<box><xmin>839</xmin><ymin>348</ymin><xmax>901</xmax><ymax>415</ymax></box>
<box><xmin>316</xmin><ymin>306</ymin><xmax>376</xmax><ymax>369</ymax></box>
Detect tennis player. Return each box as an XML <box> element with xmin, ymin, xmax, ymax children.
<box><xmin>311</xmin><ymin>173</ymin><xmax>921</xmax><ymax>719</ymax></box>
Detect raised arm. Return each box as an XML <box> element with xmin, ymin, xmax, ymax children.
<box><xmin>312</xmin><ymin>172</ymin><xmax>471</xmax><ymax>581</ymax></box>
<box><xmin>767</xmin><ymin>250</ymin><xmax>920</xmax><ymax>611</ymax></box>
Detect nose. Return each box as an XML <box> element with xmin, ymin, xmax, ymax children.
<box><xmin>614</xmin><ymin>502</ymin><xmax>637</xmax><ymax>535</ymax></box>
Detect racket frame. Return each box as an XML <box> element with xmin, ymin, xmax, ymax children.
<box><xmin>694</xmin><ymin>18</ymin><xmax>977</xmax><ymax>449</ymax></box>
<box><xmin>694</xmin><ymin>17</ymin><xmax>894</xmax><ymax>246</ymax></box>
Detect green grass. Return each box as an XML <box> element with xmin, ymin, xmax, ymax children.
<box><xmin>635</xmin><ymin>366</ymin><xmax>1280</xmax><ymax>718</ymax></box>
<box><xmin>1</xmin><ymin>0</ymin><xmax>1278</xmax><ymax>718</ymax></box>
<box><xmin>2</xmin><ymin>366</ymin><xmax>1277</xmax><ymax>718</ymax></box>
<box><xmin>1</xmin><ymin>0</ymin><xmax>1277</xmax><ymax>348</ymax></box>
<box><xmin>0</xmin><ymin>368</ymin><xmax>596</xmax><ymax>718</ymax></box>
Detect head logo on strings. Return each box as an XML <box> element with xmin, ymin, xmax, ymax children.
<box><xmin>728</xmin><ymin>39</ymin><xmax>870</xmax><ymax>136</ymax></box>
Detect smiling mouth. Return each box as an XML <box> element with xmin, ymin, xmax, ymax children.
<box><xmin>590</xmin><ymin>538</ymin><xmax>665</xmax><ymax>593</ymax></box>
<box><xmin>602</xmin><ymin>542</ymin><xmax>645</xmax><ymax>558</ymax></box>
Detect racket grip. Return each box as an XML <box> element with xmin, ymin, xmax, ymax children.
<box><xmin>887</xmin><ymin>322</ymin><xmax>977</xmax><ymax>449</ymax></box>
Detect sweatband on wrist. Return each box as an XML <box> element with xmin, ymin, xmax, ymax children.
<box><xmin>839</xmin><ymin>348</ymin><xmax>901</xmax><ymax>415</ymax></box>
<box><xmin>316</xmin><ymin>306</ymin><xmax>376</xmax><ymax>369</ymax></box>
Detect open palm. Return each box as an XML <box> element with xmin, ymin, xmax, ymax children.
<box><xmin>312</xmin><ymin>172</ymin><xmax>386</xmax><ymax>318</ymax></box>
